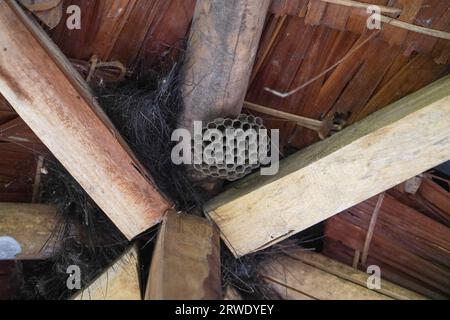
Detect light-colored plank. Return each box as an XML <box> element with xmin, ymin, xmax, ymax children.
<box><xmin>19</xmin><ymin>0</ymin><xmax>63</xmax><ymax>29</ymax></box>
<box><xmin>261</xmin><ymin>257</ymin><xmax>389</xmax><ymax>300</ymax></box>
<box><xmin>0</xmin><ymin>0</ymin><xmax>170</xmax><ymax>240</ymax></box>
<box><xmin>206</xmin><ymin>74</ymin><xmax>450</xmax><ymax>257</ymax></box>
<box><xmin>260</xmin><ymin>250</ymin><xmax>407</xmax><ymax>300</ymax></box>
<box><xmin>223</xmin><ymin>286</ymin><xmax>243</xmax><ymax>300</ymax></box>
<box><xmin>0</xmin><ymin>203</ymin><xmax>58</xmax><ymax>259</ymax></box>
<box><xmin>282</xmin><ymin>250</ymin><xmax>426</xmax><ymax>300</ymax></box>
<box><xmin>72</xmin><ymin>246</ymin><xmax>141</xmax><ymax>300</ymax></box>
<box><xmin>179</xmin><ymin>0</ymin><xmax>270</xmax><ymax>131</ymax></box>
<box><xmin>319</xmin><ymin>0</ymin><xmax>402</xmax><ymax>15</ymax></box>
<box><xmin>145</xmin><ymin>211</ymin><xmax>221</xmax><ymax>300</ymax></box>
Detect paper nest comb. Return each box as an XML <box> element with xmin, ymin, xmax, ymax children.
<box><xmin>191</xmin><ymin>114</ymin><xmax>270</xmax><ymax>181</ymax></box>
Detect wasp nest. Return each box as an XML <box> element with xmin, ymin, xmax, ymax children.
<box><xmin>192</xmin><ymin>114</ymin><xmax>270</xmax><ymax>181</ymax></box>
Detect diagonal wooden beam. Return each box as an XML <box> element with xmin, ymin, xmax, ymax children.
<box><xmin>0</xmin><ymin>0</ymin><xmax>170</xmax><ymax>239</ymax></box>
<box><xmin>206</xmin><ymin>74</ymin><xmax>450</xmax><ymax>257</ymax></box>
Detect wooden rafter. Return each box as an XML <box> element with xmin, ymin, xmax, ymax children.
<box><xmin>0</xmin><ymin>0</ymin><xmax>170</xmax><ymax>239</ymax></box>
<box><xmin>145</xmin><ymin>211</ymin><xmax>221</xmax><ymax>300</ymax></box>
<box><xmin>206</xmin><ymin>74</ymin><xmax>450</xmax><ymax>257</ymax></box>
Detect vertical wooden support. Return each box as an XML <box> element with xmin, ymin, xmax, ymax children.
<box><xmin>72</xmin><ymin>246</ymin><xmax>141</xmax><ymax>300</ymax></box>
<box><xmin>145</xmin><ymin>211</ymin><xmax>221</xmax><ymax>300</ymax></box>
<box><xmin>179</xmin><ymin>0</ymin><xmax>271</xmax><ymax>130</ymax></box>
<box><xmin>0</xmin><ymin>1</ymin><xmax>170</xmax><ymax>239</ymax></box>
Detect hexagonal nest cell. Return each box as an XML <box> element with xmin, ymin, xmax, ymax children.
<box><xmin>191</xmin><ymin>114</ymin><xmax>270</xmax><ymax>181</ymax></box>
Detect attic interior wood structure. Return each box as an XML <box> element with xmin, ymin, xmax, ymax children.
<box><xmin>0</xmin><ymin>0</ymin><xmax>449</xmax><ymax>300</ymax></box>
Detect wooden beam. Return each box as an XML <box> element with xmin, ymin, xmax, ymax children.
<box><xmin>0</xmin><ymin>1</ymin><xmax>170</xmax><ymax>239</ymax></box>
<box><xmin>223</xmin><ymin>286</ymin><xmax>243</xmax><ymax>300</ymax></box>
<box><xmin>145</xmin><ymin>211</ymin><xmax>221</xmax><ymax>300</ymax></box>
<box><xmin>72</xmin><ymin>246</ymin><xmax>141</xmax><ymax>300</ymax></box>
<box><xmin>19</xmin><ymin>0</ymin><xmax>63</xmax><ymax>29</ymax></box>
<box><xmin>206</xmin><ymin>74</ymin><xmax>450</xmax><ymax>257</ymax></box>
<box><xmin>244</xmin><ymin>101</ymin><xmax>324</xmax><ymax>132</ymax></box>
<box><xmin>179</xmin><ymin>0</ymin><xmax>270</xmax><ymax>130</ymax></box>
<box><xmin>318</xmin><ymin>0</ymin><xmax>402</xmax><ymax>16</ymax></box>
<box><xmin>0</xmin><ymin>203</ymin><xmax>58</xmax><ymax>259</ymax></box>
<box><xmin>317</xmin><ymin>0</ymin><xmax>450</xmax><ymax>40</ymax></box>
<box><xmin>379</xmin><ymin>15</ymin><xmax>450</xmax><ymax>41</ymax></box>
<box><xmin>260</xmin><ymin>249</ymin><xmax>426</xmax><ymax>300</ymax></box>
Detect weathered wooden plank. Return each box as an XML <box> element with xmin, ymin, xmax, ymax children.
<box><xmin>305</xmin><ymin>0</ymin><xmax>327</xmax><ymax>25</ymax></box>
<box><xmin>306</xmin><ymin>32</ymin><xmax>369</xmax><ymax>121</ymax></box>
<box><xmin>0</xmin><ymin>111</ymin><xmax>16</xmax><ymax>126</ymax></box>
<box><xmin>0</xmin><ymin>203</ymin><xmax>58</xmax><ymax>259</ymax></box>
<box><xmin>323</xmin><ymin>237</ymin><xmax>448</xmax><ymax>299</ymax></box>
<box><xmin>0</xmin><ymin>142</ymin><xmax>37</xmax><ymax>203</ymax></box>
<box><xmin>325</xmin><ymin>214</ymin><xmax>450</xmax><ymax>297</ymax></box>
<box><xmin>206</xmin><ymin>74</ymin><xmax>450</xmax><ymax>257</ymax></box>
<box><xmin>0</xmin><ymin>1</ymin><xmax>170</xmax><ymax>239</ymax></box>
<box><xmin>352</xmin><ymin>54</ymin><xmax>448</xmax><ymax>122</ymax></box>
<box><xmin>145</xmin><ymin>211</ymin><xmax>221</xmax><ymax>300</ymax></box>
<box><xmin>223</xmin><ymin>286</ymin><xmax>243</xmax><ymax>300</ymax></box>
<box><xmin>284</xmin><ymin>250</ymin><xmax>426</xmax><ymax>300</ymax></box>
<box><xmin>260</xmin><ymin>249</ymin><xmax>426</xmax><ymax>300</ymax></box>
<box><xmin>0</xmin><ymin>117</ymin><xmax>41</xmax><ymax>145</ymax></box>
<box><xmin>72</xmin><ymin>246</ymin><xmax>141</xmax><ymax>300</ymax></box>
<box><xmin>321</xmin><ymin>2</ymin><xmax>351</xmax><ymax>31</ymax></box>
<box><xmin>418</xmin><ymin>177</ymin><xmax>450</xmax><ymax>225</ymax></box>
<box><xmin>108</xmin><ymin>0</ymin><xmax>171</xmax><ymax>66</ymax></box>
<box><xmin>381</xmin><ymin>0</ymin><xmax>423</xmax><ymax>47</ymax></box>
<box><xmin>138</xmin><ymin>0</ymin><xmax>196</xmax><ymax>69</ymax></box>
<box><xmin>50</xmin><ymin>0</ymin><xmax>109</xmax><ymax>60</ymax></box>
<box><xmin>344</xmin><ymin>194</ymin><xmax>450</xmax><ymax>266</ymax></box>
<box><xmin>0</xmin><ymin>95</ymin><xmax>13</xmax><ymax>112</ymax></box>
<box><xmin>86</xmin><ymin>0</ymin><xmax>138</xmax><ymax>61</ymax></box>
<box><xmin>20</xmin><ymin>0</ymin><xmax>63</xmax><ymax>29</ymax></box>
<box><xmin>260</xmin><ymin>251</ymin><xmax>392</xmax><ymax>300</ymax></box>
<box><xmin>0</xmin><ymin>261</ymin><xmax>22</xmax><ymax>299</ymax></box>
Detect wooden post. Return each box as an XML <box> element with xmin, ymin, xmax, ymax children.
<box><xmin>72</xmin><ymin>246</ymin><xmax>141</xmax><ymax>300</ymax></box>
<box><xmin>260</xmin><ymin>250</ymin><xmax>426</xmax><ymax>300</ymax></box>
<box><xmin>0</xmin><ymin>1</ymin><xmax>171</xmax><ymax>240</ymax></box>
<box><xmin>0</xmin><ymin>203</ymin><xmax>59</xmax><ymax>259</ymax></box>
<box><xmin>206</xmin><ymin>74</ymin><xmax>450</xmax><ymax>257</ymax></box>
<box><xmin>145</xmin><ymin>211</ymin><xmax>221</xmax><ymax>300</ymax></box>
<box><xmin>179</xmin><ymin>0</ymin><xmax>270</xmax><ymax>130</ymax></box>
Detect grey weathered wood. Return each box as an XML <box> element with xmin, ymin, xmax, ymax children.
<box><xmin>179</xmin><ymin>0</ymin><xmax>270</xmax><ymax>130</ymax></box>
<box><xmin>0</xmin><ymin>0</ymin><xmax>170</xmax><ymax>239</ymax></box>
